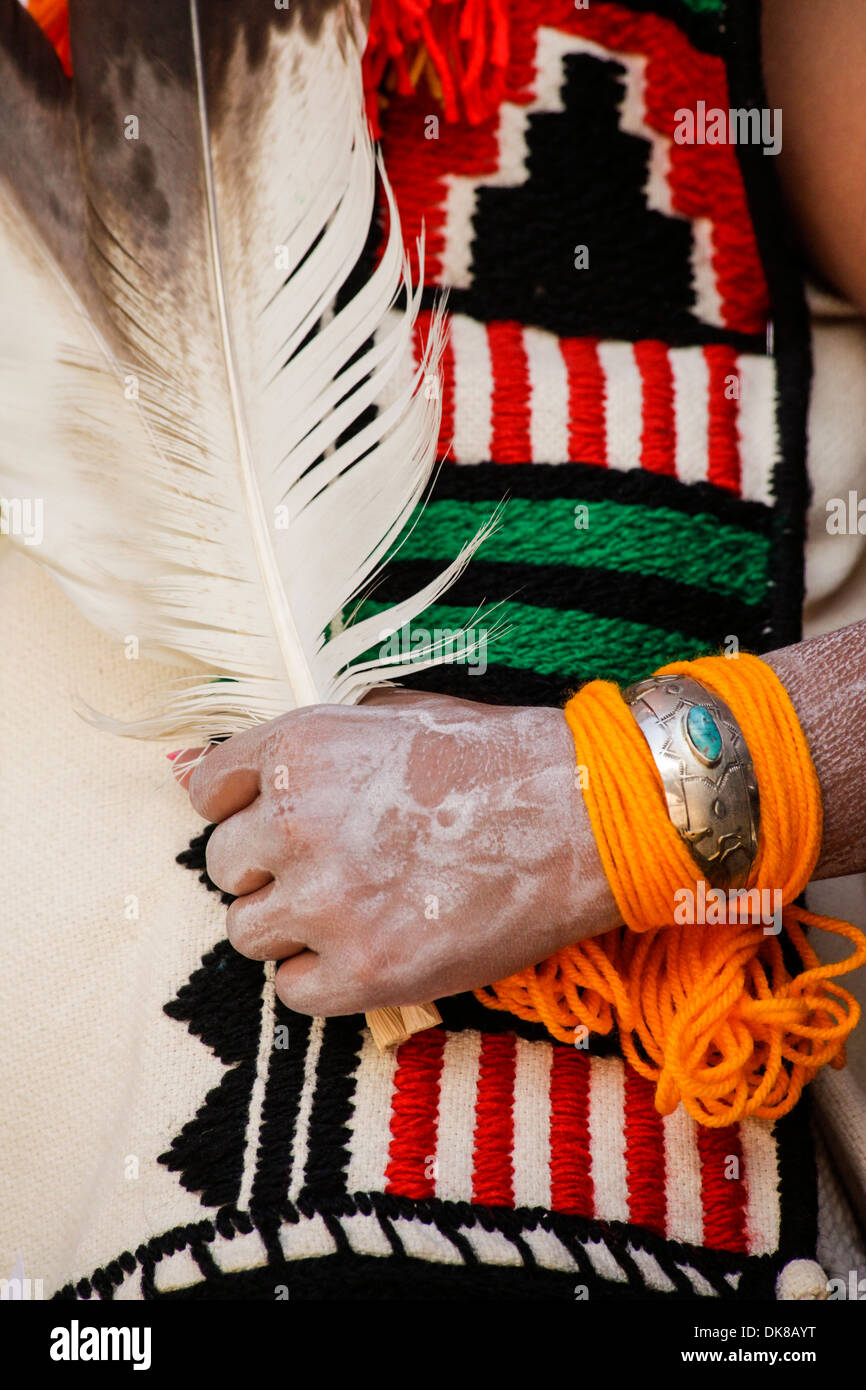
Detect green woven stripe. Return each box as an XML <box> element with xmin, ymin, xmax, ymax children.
<box><xmin>681</xmin><ymin>0</ymin><xmax>723</xmax><ymax>13</ymax></box>
<box><xmin>359</xmin><ymin>599</ymin><xmax>706</xmax><ymax>685</ymax></box>
<box><xmin>393</xmin><ymin>499</ymin><xmax>769</xmax><ymax>604</ymax></box>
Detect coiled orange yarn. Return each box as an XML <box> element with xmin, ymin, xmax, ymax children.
<box><xmin>475</xmin><ymin>652</ymin><xmax>866</xmax><ymax>1127</ymax></box>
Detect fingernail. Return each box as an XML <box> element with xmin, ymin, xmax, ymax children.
<box><xmin>166</xmin><ymin>751</ymin><xmax>179</xmax><ymax>762</ymax></box>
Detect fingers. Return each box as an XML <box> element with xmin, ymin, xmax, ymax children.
<box><xmin>225</xmin><ymin>881</ymin><xmax>308</xmax><ymax>962</ymax></box>
<box><xmin>274</xmin><ymin>951</ymin><xmax>330</xmax><ymax>1015</ymax></box>
<box><xmin>205</xmin><ymin>806</ymin><xmax>275</xmax><ymax>898</ymax></box>
<box><xmin>188</xmin><ymin>745</ymin><xmax>261</xmax><ymax>824</ymax></box>
<box><xmin>275</xmin><ymin>944</ymin><xmax>393</xmax><ymax>1017</ymax></box>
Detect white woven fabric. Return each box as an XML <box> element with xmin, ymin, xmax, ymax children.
<box><xmin>0</xmin><ymin>553</ymin><xmax>227</xmax><ymax>1294</ymax></box>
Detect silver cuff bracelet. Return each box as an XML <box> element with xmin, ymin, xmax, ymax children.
<box><xmin>621</xmin><ymin>674</ymin><xmax>760</xmax><ymax>890</ymax></box>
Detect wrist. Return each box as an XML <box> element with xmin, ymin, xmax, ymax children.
<box><xmin>540</xmin><ymin>706</ymin><xmax>623</xmax><ymax>951</ymax></box>
<box><xmin>762</xmin><ymin>623</ymin><xmax>866</xmax><ymax>881</ymax></box>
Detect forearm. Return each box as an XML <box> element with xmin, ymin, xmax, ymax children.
<box><xmin>762</xmin><ymin>620</ymin><xmax>866</xmax><ymax>882</ymax></box>
<box><xmin>184</xmin><ymin>625</ymin><xmax>866</xmax><ymax>1007</ymax></box>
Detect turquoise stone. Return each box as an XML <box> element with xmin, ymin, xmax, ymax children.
<box><xmin>686</xmin><ymin>705</ymin><xmax>722</xmax><ymax>764</ymax></box>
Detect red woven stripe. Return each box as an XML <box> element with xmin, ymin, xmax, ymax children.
<box><xmin>488</xmin><ymin>321</ymin><xmax>532</xmax><ymax>463</ymax></box>
<box><xmin>384</xmin><ymin>1028</ymin><xmax>447</xmax><ymax>1200</ymax></box>
<box><xmin>472</xmin><ymin>1032</ymin><xmax>516</xmax><ymax>1205</ymax></box>
<box><xmin>560</xmin><ymin>337</ymin><xmax>607</xmax><ymax>466</ymax></box>
<box><xmin>634</xmin><ymin>340</ymin><xmax>676</xmax><ymax>475</ymax></box>
<box><xmin>704</xmin><ymin>345</ymin><xmax>741</xmax><ymax>493</ymax></box>
<box><xmin>697</xmin><ymin>1124</ymin><xmax>748</xmax><ymax>1253</ymax></box>
<box><xmin>624</xmin><ymin>1066</ymin><xmax>666</xmax><ymax>1235</ymax></box>
<box><xmin>439</xmin><ymin>328</ymin><xmax>456</xmax><ymax>463</ymax></box>
<box><xmin>377</xmin><ymin>3</ymin><xmax>541</xmax><ymax>284</ymax></box>
<box><xmin>549</xmin><ymin>1047</ymin><xmax>594</xmax><ymax>1216</ymax></box>
<box><xmin>379</xmin><ymin>94</ymin><xmax>500</xmax><ymax>285</ymax></box>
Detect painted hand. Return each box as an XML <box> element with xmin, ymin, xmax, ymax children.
<box><xmin>184</xmin><ymin>689</ymin><xmax>619</xmax><ymax>1015</ymax></box>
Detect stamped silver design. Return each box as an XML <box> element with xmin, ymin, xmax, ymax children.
<box><xmin>621</xmin><ymin>674</ymin><xmax>760</xmax><ymax>890</ymax></box>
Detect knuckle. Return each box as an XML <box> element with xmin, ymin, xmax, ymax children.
<box><xmin>275</xmin><ymin>970</ymin><xmax>316</xmax><ymax>1016</ymax></box>
<box><xmin>187</xmin><ymin>761</ymin><xmax>211</xmax><ymax>817</ymax></box>
<box><xmin>225</xmin><ymin>901</ymin><xmax>256</xmax><ymax>957</ymax></box>
<box><xmin>204</xmin><ymin>830</ymin><xmax>228</xmax><ymax>889</ymax></box>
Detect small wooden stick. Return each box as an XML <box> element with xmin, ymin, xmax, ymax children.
<box><xmin>366</xmin><ymin>1001</ymin><xmax>442</xmax><ymax>1050</ymax></box>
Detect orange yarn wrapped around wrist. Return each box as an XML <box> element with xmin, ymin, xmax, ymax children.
<box><xmin>475</xmin><ymin>651</ymin><xmax>866</xmax><ymax>1127</ymax></box>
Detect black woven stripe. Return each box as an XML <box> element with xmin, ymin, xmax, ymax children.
<box><xmin>435</xmin><ymin>991</ymin><xmax>624</xmax><ymax>1053</ymax></box>
<box><xmin>424</xmin><ymin>460</ymin><xmax>775</xmax><ymax>534</ymax></box>
<box><xmin>723</xmin><ymin>0</ymin><xmax>812</xmax><ymax>652</ymax></box>
<box><xmin>774</xmin><ymin>1095</ymin><xmax>820</xmax><ymax>1266</ymax></box>
<box><xmin>148</xmin><ymin>1253</ymin><xmax>684</xmax><ymax>1300</ymax></box>
<box><xmin>370</xmin><ymin>557</ymin><xmax>762</xmax><ymax>646</ymax></box>
<box><xmin>301</xmin><ymin>1014</ymin><xmax>366</xmax><ymax>1203</ymax></box>
<box><xmin>397</xmin><ymin>659</ymin><xmax>591</xmax><ymax>707</ymax></box>
<box><xmin>423</xmin><ymin>285</ymin><xmax>763</xmax><ymax>352</ymax></box>
<box><xmin>250</xmin><ymin>1006</ymin><xmax>312</xmax><ymax>1226</ymax></box>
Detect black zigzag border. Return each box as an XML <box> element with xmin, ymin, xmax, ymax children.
<box><xmin>53</xmin><ymin>1190</ymin><xmax>787</xmax><ymax>1302</ymax></box>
